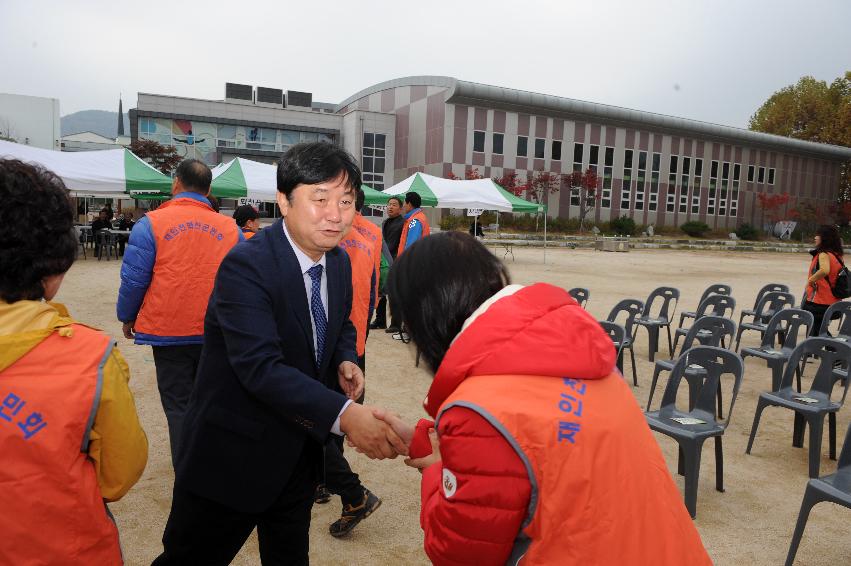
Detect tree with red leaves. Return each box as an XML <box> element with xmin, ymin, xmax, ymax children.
<box><xmin>789</xmin><ymin>200</ymin><xmax>825</xmax><ymax>236</ymax></box>
<box><xmin>493</xmin><ymin>171</ymin><xmax>524</xmax><ymax>197</ymax></box>
<box><xmin>129</xmin><ymin>139</ymin><xmax>182</xmax><ymax>175</ymax></box>
<box><xmin>447</xmin><ymin>168</ymin><xmax>484</xmax><ymax>181</ymax></box>
<box><xmin>755</xmin><ymin>192</ymin><xmax>791</xmax><ymax>230</ymax></box>
<box><xmin>565</xmin><ymin>168</ymin><xmax>602</xmax><ymax>232</ymax></box>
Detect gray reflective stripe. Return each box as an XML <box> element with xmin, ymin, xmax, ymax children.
<box><xmin>436</xmin><ymin>400</ymin><xmax>539</xmax><ymax>530</ymax></box>
<box><xmin>81</xmin><ymin>340</ymin><xmax>113</xmax><ymax>452</ymax></box>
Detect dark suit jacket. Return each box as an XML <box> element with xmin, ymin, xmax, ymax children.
<box><xmin>175</xmin><ymin>218</ymin><xmax>357</xmax><ymax>513</ymax></box>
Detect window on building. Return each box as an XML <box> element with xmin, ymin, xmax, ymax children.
<box><xmin>535</xmin><ymin>138</ymin><xmax>546</xmax><ymax>159</ymax></box>
<box><xmin>493</xmin><ymin>133</ymin><xmax>504</xmax><ymax>155</ymax></box>
<box><xmin>667</xmin><ymin>155</ymin><xmax>679</xmax><ymax>213</ymax></box>
<box><xmin>692</xmin><ymin>158</ymin><xmax>703</xmax><ymax>215</ymax></box>
<box><xmin>473</xmin><ymin>131</ymin><xmax>485</xmax><ymax>153</ymax></box>
<box><xmin>589</xmin><ymin>145</ymin><xmax>599</xmax><ymax>167</ymax></box>
<box><xmin>708</xmin><ymin>160</ymin><xmax>718</xmax><ymax>215</ymax></box>
<box><xmin>719</xmin><ymin>161</ymin><xmax>729</xmax><ymax>216</ymax></box>
<box><xmin>552</xmin><ymin>140</ymin><xmax>562</xmax><ymax>161</ymax></box>
<box><xmin>140</xmin><ymin>118</ymin><xmax>155</xmax><ymax>134</ymax></box>
<box><xmin>635</xmin><ymin>151</ymin><xmax>647</xmax><ymax>211</ymax></box>
<box><xmin>362</xmin><ymin>132</ymin><xmax>386</xmax><ymax>191</ymax></box>
<box><xmin>573</xmin><ymin>143</ymin><xmax>584</xmax><ymax>171</ymax></box>
<box><xmin>215</xmin><ymin>124</ymin><xmax>237</xmax><ymax>148</ymax></box>
<box><xmin>281</xmin><ymin>130</ymin><xmax>300</xmax><ymax>148</ymax></box>
<box><xmin>768</xmin><ymin>168</ymin><xmax>775</xmax><ymax>185</ymax></box>
<box><xmin>730</xmin><ymin>163</ymin><xmax>741</xmax><ymax>217</ymax></box>
<box><xmin>758</xmin><ymin>166</ymin><xmax>766</xmax><ymax>183</ymax></box>
<box><xmin>679</xmin><ymin>156</ymin><xmax>691</xmax><ymax>214</ymax></box>
<box><xmin>748</xmin><ymin>164</ymin><xmax>755</xmax><ymax>182</ymax></box>
<box><xmin>649</xmin><ymin>152</ymin><xmax>660</xmax><ymax>211</ymax></box>
<box><xmin>517</xmin><ymin>135</ymin><xmax>528</xmax><ymax>157</ymax></box>
<box><xmin>621</xmin><ymin>149</ymin><xmax>633</xmax><ymax>210</ymax></box>
<box><xmin>245</xmin><ymin>127</ymin><xmax>276</xmax><ymax>151</ymax></box>
<box><xmin>602</xmin><ymin>147</ymin><xmax>614</xmax><ymax>208</ymax></box>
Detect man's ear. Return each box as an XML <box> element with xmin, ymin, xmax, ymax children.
<box><xmin>276</xmin><ymin>191</ymin><xmax>290</xmax><ymax>217</ymax></box>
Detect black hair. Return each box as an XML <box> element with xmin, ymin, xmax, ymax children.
<box><xmin>387</xmin><ymin>196</ymin><xmax>402</xmax><ymax>207</ymax></box>
<box><xmin>405</xmin><ymin>191</ymin><xmax>422</xmax><ymax>208</ymax></box>
<box><xmin>233</xmin><ymin>204</ymin><xmax>259</xmax><ymax>227</ymax></box>
<box><xmin>0</xmin><ymin>159</ymin><xmax>77</xmax><ymax>302</ymax></box>
<box><xmin>387</xmin><ymin>231</ymin><xmax>510</xmax><ymax>373</ymax></box>
<box><xmin>815</xmin><ymin>224</ymin><xmax>843</xmax><ymax>257</ymax></box>
<box><xmin>175</xmin><ymin>159</ymin><xmax>212</xmax><ymax>194</ymax></box>
<box><xmin>355</xmin><ymin>187</ymin><xmax>365</xmax><ymax>212</ymax></box>
<box><xmin>276</xmin><ymin>142</ymin><xmax>361</xmax><ymax>199</ymax></box>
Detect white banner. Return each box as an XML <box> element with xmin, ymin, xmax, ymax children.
<box><xmin>238</xmin><ymin>197</ymin><xmax>262</xmax><ymax>207</ymax></box>
<box><xmin>467</xmin><ymin>208</ymin><xmax>484</xmax><ymax>217</ymax></box>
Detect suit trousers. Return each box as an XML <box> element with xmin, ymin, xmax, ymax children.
<box><xmin>323</xmin><ymin>355</ymin><xmax>367</xmax><ymax>506</ymax></box>
<box><xmin>151</xmin><ymin>344</ymin><xmax>203</xmax><ymax>467</ymax></box>
<box><xmin>153</xmin><ymin>446</ymin><xmax>316</xmax><ymax>566</ymax></box>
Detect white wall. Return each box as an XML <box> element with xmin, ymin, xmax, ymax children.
<box><xmin>0</xmin><ymin>92</ymin><xmax>61</xmax><ymax>150</ymax></box>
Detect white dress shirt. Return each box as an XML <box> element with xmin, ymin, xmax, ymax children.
<box><xmin>283</xmin><ymin>220</ymin><xmax>351</xmax><ymax>435</ymax></box>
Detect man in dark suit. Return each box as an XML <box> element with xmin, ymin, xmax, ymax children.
<box><xmin>153</xmin><ymin>143</ymin><xmax>406</xmax><ymax>565</ymax></box>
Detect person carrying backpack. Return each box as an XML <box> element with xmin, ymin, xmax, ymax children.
<box><xmin>803</xmin><ymin>225</ymin><xmax>846</xmax><ymax>335</ymax></box>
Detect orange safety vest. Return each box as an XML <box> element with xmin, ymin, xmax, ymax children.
<box><xmin>437</xmin><ymin>373</ymin><xmax>711</xmax><ymax>566</ymax></box>
<box><xmin>0</xmin><ymin>325</ymin><xmax>123</xmax><ymax>565</ymax></box>
<box><xmin>340</xmin><ymin>214</ymin><xmax>382</xmax><ymax>356</ymax></box>
<box><xmin>807</xmin><ymin>252</ymin><xmax>842</xmax><ymax>305</ymax></box>
<box><xmin>135</xmin><ymin>197</ymin><xmax>240</xmax><ymax>337</ymax></box>
<box><xmin>243</xmin><ymin>230</ymin><xmax>256</xmax><ymax>239</ymax></box>
<box><xmin>397</xmin><ymin>209</ymin><xmax>430</xmax><ymax>257</ymax></box>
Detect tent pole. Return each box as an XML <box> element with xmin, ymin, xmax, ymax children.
<box><xmin>543</xmin><ymin>210</ymin><xmax>547</xmax><ymax>264</ymax></box>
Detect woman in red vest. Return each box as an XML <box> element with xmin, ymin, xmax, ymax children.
<box><xmin>802</xmin><ymin>224</ymin><xmax>844</xmax><ymax>335</ymax></box>
<box><xmin>0</xmin><ymin>159</ymin><xmax>148</xmax><ymax>564</ymax></box>
<box><xmin>379</xmin><ymin>232</ymin><xmax>711</xmax><ymax>565</ymax></box>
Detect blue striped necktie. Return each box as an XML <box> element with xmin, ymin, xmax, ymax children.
<box><xmin>307</xmin><ymin>264</ymin><xmax>326</xmax><ymax>366</ymax></box>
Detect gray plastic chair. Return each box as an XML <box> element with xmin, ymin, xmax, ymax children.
<box><xmin>816</xmin><ymin>300</ymin><xmax>851</xmax><ymax>339</ymax></box>
<box><xmin>74</xmin><ymin>226</ymin><xmax>87</xmax><ymax>260</ymax></box>
<box><xmin>739</xmin><ymin>283</ymin><xmax>790</xmax><ymax>327</ymax></box>
<box><xmin>647</xmin><ymin>316</ymin><xmax>736</xmax><ymax>413</ymax></box>
<box><xmin>734</xmin><ymin>291</ymin><xmax>796</xmax><ymax>351</ymax></box>
<box><xmin>785</xmin><ymin>421</ymin><xmax>851</xmax><ymax>565</ymax></box>
<box><xmin>678</xmin><ymin>283</ymin><xmax>732</xmax><ymax>329</ymax></box>
<box><xmin>746</xmin><ymin>337</ymin><xmax>851</xmax><ymax>478</ymax></box>
<box><xmin>568</xmin><ymin>287</ymin><xmax>590</xmax><ymax>309</ymax></box>
<box><xmin>673</xmin><ymin>295</ymin><xmax>737</xmax><ymax>352</ymax></box>
<box><xmin>741</xmin><ymin>309</ymin><xmax>814</xmax><ymax>391</ymax></box>
<box><xmin>645</xmin><ymin>346</ymin><xmax>744</xmax><ymax>518</ymax></box>
<box><xmin>598</xmin><ymin>321</ymin><xmax>625</xmax><ymax>361</ymax></box>
<box><xmin>607</xmin><ymin>299</ymin><xmax>644</xmax><ymax>386</ymax></box>
<box><xmin>634</xmin><ymin>287</ymin><xmax>680</xmax><ymax>362</ymax></box>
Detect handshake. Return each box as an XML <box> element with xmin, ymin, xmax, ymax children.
<box><xmin>339</xmin><ymin>404</ymin><xmax>440</xmax><ymax>470</ymax></box>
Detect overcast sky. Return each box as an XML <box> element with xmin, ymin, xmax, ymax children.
<box><xmin>1</xmin><ymin>0</ymin><xmax>848</xmax><ymax>129</ymax></box>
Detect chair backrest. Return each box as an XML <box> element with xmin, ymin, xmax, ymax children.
<box><xmin>697</xmin><ymin>283</ymin><xmax>732</xmax><ymax>306</ymax></box>
<box><xmin>759</xmin><ymin>308</ymin><xmax>814</xmax><ymax>351</ymax></box>
<box><xmin>642</xmin><ymin>286</ymin><xmax>680</xmax><ymax>321</ymax></box>
<box><xmin>780</xmin><ymin>338</ymin><xmax>851</xmax><ymax>402</ymax></box>
<box><xmin>680</xmin><ymin>315</ymin><xmax>736</xmax><ymax>352</ymax></box>
<box><xmin>606</xmin><ymin>299</ymin><xmax>644</xmax><ymax>336</ymax></box>
<box><xmin>695</xmin><ymin>294</ymin><xmax>737</xmax><ymax>320</ymax></box>
<box><xmin>750</xmin><ymin>283</ymin><xmax>791</xmax><ymax>311</ymax></box>
<box><xmin>658</xmin><ymin>346</ymin><xmax>744</xmax><ymax>428</ymax></box>
<box><xmin>568</xmin><ymin>287</ymin><xmax>590</xmax><ymax>308</ymax></box>
<box><xmin>598</xmin><ymin>321</ymin><xmax>625</xmax><ymax>358</ymax></box>
<box><xmin>819</xmin><ymin>301</ymin><xmax>851</xmax><ymax>338</ymax></box>
<box><xmin>754</xmin><ymin>291</ymin><xmax>795</xmax><ymax>323</ymax></box>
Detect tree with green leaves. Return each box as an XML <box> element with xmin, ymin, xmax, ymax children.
<box><xmin>749</xmin><ymin>71</ymin><xmax>851</xmax><ymax>201</ymax></box>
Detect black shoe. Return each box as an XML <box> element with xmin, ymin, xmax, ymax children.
<box><xmin>314</xmin><ymin>484</ymin><xmax>332</xmax><ymax>504</ymax></box>
<box><xmin>329</xmin><ymin>489</ymin><xmax>381</xmax><ymax>538</ymax></box>
<box><xmin>369</xmin><ymin>321</ymin><xmax>386</xmax><ymax>330</ymax></box>
<box><xmin>385</xmin><ymin>326</ymin><xmax>400</xmax><ymax>334</ymax></box>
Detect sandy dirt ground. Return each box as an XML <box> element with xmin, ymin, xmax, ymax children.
<box><xmin>54</xmin><ymin>246</ymin><xmax>851</xmax><ymax>566</ymax></box>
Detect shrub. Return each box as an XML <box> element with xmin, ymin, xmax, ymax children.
<box><xmin>735</xmin><ymin>223</ymin><xmax>760</xmax><ymax>241</ymax></box>
<box><xmin>609</xmin><ymin>215</ymin><xmax>637</xmax><ymax>236</ymax></box>
<box><xmin>680</xmin><ymin>221</ymin><xmax>711</xmax><ymax>237</ymax></box>
<box><xmin>439</xmin><ymin>214</ymin><xmax>469</xmax><ymax>231</ymax></box>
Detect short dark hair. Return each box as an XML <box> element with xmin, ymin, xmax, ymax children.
<box><xmin>405</xmin><ymin>191</ymin><xmax>422</xmax><ymax>208</ymax></box>
<box><xmin>387</xmin><ymin>232</ymin><xmax>510</xmax><ymax>373</ymax></box>
<box><xmin>355</xmin><ymin>187</ymin><xmax>365</xmax><ymax>212</ymax></box>
<box><xmin>816</xmin><ymin>224</ymin><xmax>844</xmax><ymax>257</ymax></box>
<box><xmin>276</xmin><ymin>142</ymin><xmax>361</xmax><ymax>200</ymax></box>
<box><xmin>0</xmin><ymin>159</ymin><xmax>77</xmax><ymax>302</ymax></box>
<box><xmin>175</xmin><ymin>159</ymin><xmax>212</xmax><ymax>194</ymax></box>
<box><xmin>387</xmin><ymin>196</ymin><xmax>402</xmax><ymax>207</ymax></box>
<box><xmin>233</xmin><ymin>204</ymin><xmax>259</xmax><ymax>227</ymax></box>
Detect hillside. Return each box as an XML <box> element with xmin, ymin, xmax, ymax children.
<box><xmin>61</xmin><ymin>110</ymin><xmax>129</xmax><ymax>138</ymax></box>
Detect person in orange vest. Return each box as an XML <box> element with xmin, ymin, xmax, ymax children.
<box><xmin>233</xmin><ymin>204</ymin><xmax>261</xmax><ymax>239</ymax></box>
<box><xmin>802</xmin><ymin>224</ymin><xmax>844</xmax><ymax>335</ymax></box>
<box><xmin>396</xmin><ymin>191</ymin><xmax>430</xmax><ymax>258</ymax></box>
<box><xmin>376</xmin><ymin>232</ymin><xmax>712</xmax><ymax>565</ymax></box>
<box><xmin>314</xmin><ymin>187</ymin><xmax>384</xmax><ymax>536</ymax></box>
<box><xmin>0</xmin><ymin>159</ymin><xmax>148</xmax><ymax>565</ymax></box>
<box><xmin>117</xmin><ymin>159</ymin><xmax>242</xmax><ymax>466</ymax></box>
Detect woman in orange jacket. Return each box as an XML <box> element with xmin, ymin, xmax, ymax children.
<box><xmin>0</xmin><ymin>159</ymin><xmax>148</xmax><ymax>564</ymax></box>
<box><xmin>802</xmin><ymin>224</ymin><xmax>844</xmax><ymax>335</ymax></box>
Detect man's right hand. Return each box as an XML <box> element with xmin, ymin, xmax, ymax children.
<box><xmin>340</xmin><ymin>403</ymin><xmax>408</xmax><ymax>460</ymax></box>
<box><xmin>122</xmin><ymin>321</ymin><xmax>135</xmax><ymax>340</ymax></box>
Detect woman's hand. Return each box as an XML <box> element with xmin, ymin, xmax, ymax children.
<box><xmin>405</xmin><ymin>428</ymin><xmax>441</xmax><ymax>473</ymax></box>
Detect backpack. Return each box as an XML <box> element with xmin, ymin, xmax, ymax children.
<box><xmin>830</xmin><ymin>254</ymin><xmax>851</xmax><ymax>299</ymax></box>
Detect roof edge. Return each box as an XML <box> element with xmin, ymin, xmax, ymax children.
<box><xmin>335</xmin><ymin>76</ymin><xmax>458</xmax><ymax>112</ymax></box>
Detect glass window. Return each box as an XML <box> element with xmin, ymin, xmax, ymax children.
<box><xmin>748</xmin><ymin>164</ymin><xmax>755</xmax><ymax>182</ymax></box>
<box><xmin>319</xmin><ymin>133</ymin><xmax>334</xmax><ymax>144</ymax></box>
<box><xmin>300</xmin><ymin>132</ymin><xmax>318</xmax><ymax>143</ymax></box>
<box><xmin>711</xmin><ymin>160</ymin><xmax>719</xmax><ymax>178</ymax></box>
<box><xmin>768</xmin><ymin>168</ymin><xmax>775</xmax><ymax>185</ymax></box>
<box><xmin>624</xmin><ymin>149</ymin><xmax>633</xmax><ymax>169</ymax></box>
<box><xmin>669</xmin><ymin>155</ymin><xmax>678</xmax><ymax>174</ymax></box>
<box><xmin>363</xmin><ymin>133</ymin><xmax>374</xmax><ymax>148</ymax></box>
<box><xmin>604</xmin><ymin>147</ymin><xmax>614</xmax><ymax>167</ymax></box>
<box><xmin>638</xmin><ymin>151</ymin><xmax>647</xmax><ymax>170</ymax></box>
<box><xmin>281</xmin><ymin>130</ymin><xmax>300</xmax><ymax>146</ymax></box>
<box><xmin>589</xmin><ymin>145</ymin><xmax>599</xmax><ymax>165</ymax></box>
<box><xmin>695</xmin><ymin>158</ymin><xmax>703</xmax><ymax>176</ymax></box>
<box><xmin>473</xmin><ymin>131</ymin><xmax>485</xmax><ymax>153</ymax></box>
<box><xmin>375</xmin><ymin>134</ymin><xmax>386</xmax><ymax>148</ymax></box>
<box><xmin>733</xmin><ymin>163</ymin><xmax>741</xmax><ymax>181</ymax></box>
<box><xmin>552</xmin><ymin>140</ymin><xmax>562</xmax><ymax>161</ymax></box>
<box><xmin>758</xmin><ymin>166</ymin><xmax>766</xmax><ymax>183</ymax></box>
<box><xmin>652</xmin><ymin>153</ymin><xmax>661</xmax><ymax>172</ymax></box>
<box><xmin>722</xmin><ymin>162</ymin><xmax>730</xmax><ymax>180</ymax></box>
<box><xmin>535</xmin><ymin>138</ymin><xmax>545</xmax><ymax>159</ymax></box>
<box><xmin>493</xmin><ymin>133</ymin><xmax>504</xmax><ymax>155</ymax></box>
<box><xmin>140</xmin><ymin>118</ymin><xmax>155</xmax><ymax>134</ymax></box>
<box><xmin>517</xmin><ymin>136</ymin><xmax>528</xmax><ymax>157</ymax></box>
<box><xmin>682</xmin><ymin>157</ymin><xmax>691</xmax><ymax>174</ymax></box>
<box><xmin>574</xmin><ymin>143</ymin><xmax>584</xmax><ymax>164</ymax></box>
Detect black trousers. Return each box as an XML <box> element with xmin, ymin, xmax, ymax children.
<box><xmin>374</xmin><ymin>295</ymin><xmax>402</xmax><ymax>329</ymax></box>
<box><xmin>322</xmin><ymin>355</ymin><xmax>366</xmax><ymax>506</ymax></box>
<box><xmin>152</xmin><ymin>344</ymin><xmax>203</xmax><ymax>467</ymax></box>
<box><xmin>802</xmin><ymin>301</ymin><xmax>839</xmax><ymax>336</ymax></box>
<box><xmin>153</xmin><ymin>447</ymin><xmax>316</xmax><ymax>566</ymax></box>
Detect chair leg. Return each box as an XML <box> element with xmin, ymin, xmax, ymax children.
<box><xmin>793</xmin><ymin>411</ymin><xmax>806</xmax><ymax>448</ymax></box>
<box><xmin>647</xmin><ymin>365</ymin><xmax>664</xmax><ymax>411</ymax></box>
<box><xmin>716</xmin><ymin>380</ymin><xmax>724</xmax><ymax>420</ymax></box>
<box><xmin>647</xmin><ymin>326</ymin><xmax>659</xmax><ymax>362</ymax></box>
<box><xmin>771</xmin><ymin>363</ymin><xmax>783</xmax><ymax>392</ymax></box>
<box><xmin>734</xmin><ymin>326</ymin><xmax>744</xmax><ymax>352</ymax></box>
<box><xmin>665</xmin><ymin>324</ymin><xmax>674</xmax><ymax>358</ymax></box>
<box><xmin>806</xmin><ymin>415</ymin><xmax>825</xmax><ymax>478</ymax></box>
<box><xmin>681</xmin><ymin>440</ymin><xmax>705</xmax><ymax>519</ymax></box>
<box><xmin>616</xmin><ymin>349</ymin><xmax>625</xmax><ymax>374</ymax></box>
<box><xmin>714</xmin><ymin>436</ymin><xmax>724</xmax><ymax>493</ymax></box>
<box><xmin>784</xmin><ymin>484</ymin><xmax>821</xmax><ymax>566</ymax></box>
<box><xmin>746</xmin><ymin>397</ymin><xmax>769</xmax><ymax>454</ymax></box>
<box><xmin>629</xmin><ymin>346</ymin><xmax>638</xmax><ymax>387</ymax></box>
<box><xmin>829</xmin><ymin>412</ymin><xmax>836</xmax><ymax>460</ymax></box>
